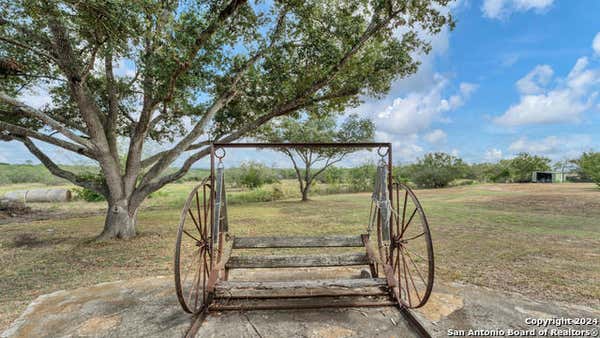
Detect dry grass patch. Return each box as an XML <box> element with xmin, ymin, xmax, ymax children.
<box><xmin>1</xmin><ymin>183</ymin><xmax>599</xmax><ymax>331</ymax></box>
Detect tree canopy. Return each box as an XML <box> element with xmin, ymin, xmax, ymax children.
<box><xmin>0</xmin><ymin>0</ymin><xmax>454</xmax><ymax>238</ymax></box>
<box><xmin>259</xmin><ymin>113</ymin><xmax>374</xmax><ymax>200</ymax></box>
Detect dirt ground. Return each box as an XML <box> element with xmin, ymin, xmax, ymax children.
<box><xmin>1</xmin><ymin>182</ymin><xmax>599</xmax><ymax>332</ymax></box>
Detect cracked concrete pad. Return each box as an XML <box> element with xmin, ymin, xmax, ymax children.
<box><xmin>414</xmin><ymin>283</ymin><xmax>600</xmax><ymax>337</ymax></box>
<box><xmin>1</xmin><ymin>276</ymin><xmax>192</xmax><ymax>338</ymax></box>
<box><xmin>3</xmin><ymin>276</ymin><xmax>599</xmax><ymax>338</ymax></box>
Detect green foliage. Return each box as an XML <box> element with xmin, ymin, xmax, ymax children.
<box><xmin>577</xmin><ymin>152</ymin><xmax>600</xmax><ymax>187</ymax></box>
<box><xmin>75</xmin><ymin>187</ymin><xmax>106</xmax><ymax>202</ymax></box>
<box><xmin>410</xmin><ymin>152</ymin><xmax>467</xmax><ymax>188</ymax></box>
<box><xmin>469</xmin><ymin>162</ymin><xmax>511</xmax><ymax>183</ymax></box>
<box><xmin>321</xmin><ymin>166</ymin><xmax>345</xmax><ymax>185</ymax></box>
<box><xmin>505</xmin><ymin>153</ymin><xmax>551</xmax><ymax>183</ymax></box>
<box><xmin>0</xmin><ymin>164</ymin><xmax>66</xmax><ymax>185</ymax></box>
<box><xmin>232</xmin><ymin>161</ymin><xmax>278</xmax><ymax>189</ymax></box>
<box><xmin>349</xmin><ymin>164</ymin><xmax>377</xmax><ymax>192</ymax></box>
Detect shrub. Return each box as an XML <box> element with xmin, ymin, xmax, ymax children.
<box><xmin>75</xmin><ymin>187</ymin><xmax>106</xmax><ymax>202</ymax></box>
<box><xmin>233</xmin><ymin>161</ymin><xmax>279</xmax><ymax>189</ymax></box>
<box><xmin>578</xmin><ymin>152</ymin><xmax>600</xmax><ymax>187</ymax></box>
<box><xmin>410</xmin><ymin>152</ymin><xmax>467</xmax><ymax>188</ymax></box>
<box><xmin>506</xmin><ymin>153</ymin><xmax>551</xmax><ymax>182</ymax></box>
<box><xmin>349</xmin><ymin>164</ymin><xmax>376</xmax><ymax>192</ymax></box>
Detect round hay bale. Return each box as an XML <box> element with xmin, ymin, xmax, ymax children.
<box><xmin>3</xmin><ymin>189</ymin><xmax>72</xmax><ymax>203</ymax></box>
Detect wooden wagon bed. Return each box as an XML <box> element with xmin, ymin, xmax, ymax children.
<box><xmin>174</xmin><ymin>143</ymin><xmax>434</xmax><ymax>337</ymax></box>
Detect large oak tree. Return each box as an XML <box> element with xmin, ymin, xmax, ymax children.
<box><xmin>0</xmin><ymin>0</ymin><xmax>453</xmax><ymax>239</ymax></box>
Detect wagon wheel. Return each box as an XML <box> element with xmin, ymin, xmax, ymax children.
<box><xmin>385</xmin><ymin>181</ymin><xmax>434</xmax><ymax>309</ymax></box>
<box><xmin>174</xmin><ymin>177</ymin><xmax>213</xmax><ymax>314</ymax></box>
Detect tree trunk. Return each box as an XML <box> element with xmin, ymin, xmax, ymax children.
<box><xmin>301</xmin><ymin>181</ymin><xmax>311</xmax><ymax>202</ymax></box>
<box><xmin>97</xmin><ymin>199</ymin><xmax>137</xmax><ymax>240</ymax></box>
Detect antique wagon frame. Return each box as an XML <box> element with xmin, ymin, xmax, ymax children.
<box><xmin>174</xmin><ymin>142</ymin><xmax>434</xmax><ymax>337</ymax></box>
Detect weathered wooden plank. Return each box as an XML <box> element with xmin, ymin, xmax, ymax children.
<box><xmin>233</xmin><ymin>235</ymin><xmax>364</xmax><ymax>248</ymax></box>
<box><xmin>226</xmin><ymin>253</ymin><xmax>369</xmax><ymax>268</ymax></box>
<box><xmin>215</xmin><ymin>278</ymin><xmax>389</xmax><ymax>298</ymax></box>
<box><xmin>210</xmin><ymin>295</ymin><xmax>394</xmax><ymax>311</ymax></box>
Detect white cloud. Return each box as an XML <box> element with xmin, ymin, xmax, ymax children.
<box><xmin>482</xmin><ymin>0</ymin><xmax>553</xmax><ymax>19</ymax></box>
<box><xmin>375</xmin><ymin>131</ymin><xmax>423</xmax><ymax>162</ymax></box>
<box><xmin>494</xmin><ymin>56</ymin><xmax>600</xmax><ymax>126</ymax></box>
<box><xmin>515</xmin><ymin>65</ymin><xmax>553</xmax><ymax>94</ymax></box>
<box><xmin>18</xmin><ymin>87</ymin><xmax>52</xmax><ymax>109</ymax></box>
<box><xmin>484</xmin><ymin>148</ymin><xmax>503</xmax><ymax>162</ymax></box>
<box><xmin>424</xmin><ymin>129</ymin><xmax>447</xmax><ymax>144</ymax></box>
<box><xmin>375</xmin><ymin>75</ymin><xmax>476</xmax><ymax>135</ymax></box>
<box><xmin>593</xmin><ymin>32</ymin><xmax>600</xmax><ymax>56</ymax></box>
<box><xmin>508</xmin><ymin>135</ymin><xmax>592</xmax><ymax>159</ymax></box>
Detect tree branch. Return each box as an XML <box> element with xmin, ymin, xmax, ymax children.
<box><xmin>155</xmin><ymin>0</ymin><xmax>248</xmax><ymax>107</ymax></box>
<box><xmin>0</xmin><ymin>91</ymin><xmax>93</xmax><ymax>148</ymax></box>
<box><xmin>0</xmin><ymin>120</ymin><xmax>95</xmax><ymax>159</ymax></box>
<box><xmin>0</xmin><ymin>35</ymin><xmax>56</xmax><ymax>61</ymax></box>
<box><xmin>132</xmin><ymin>7</ymin><xmax>392</xmax><ymax>199</ymax></box>
<box><xmin>16</xmin><ymin>137</ymin><xmax>106</xmax><ymax>195</ymax></box>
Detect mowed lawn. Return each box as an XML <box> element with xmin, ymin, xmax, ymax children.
<box><xmin>1</xmin><ymin>183</ymin><xmax>599</xmax><ymax>330</ymax></box>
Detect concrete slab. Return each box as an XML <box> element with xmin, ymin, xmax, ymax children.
<box><xmin>2</xmin><ymin>276</ymin><xmax>598</xmax><ymax>338</ymax></box>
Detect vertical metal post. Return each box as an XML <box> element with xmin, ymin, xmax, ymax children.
<box><xmin>387</xmin><ymin>143</ymin><xmax>393</xmax><ymax>242</ymax></box>
<box><xmin>209</xmin><ymin>144</ymin><xmax>215</xmax><ymax>268</ymax></box>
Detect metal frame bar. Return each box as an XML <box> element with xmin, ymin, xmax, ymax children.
<box><xmin>212</xmin><ymin>142</ymin><xmax>391</xmax><ymax>149</ymax></box>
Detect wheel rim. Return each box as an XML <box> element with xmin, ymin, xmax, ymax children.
<box><xmin>174</xmin><ymin>178</ymin><xmax>213</xmax><ymax>313</ymax></box>
<box><xmin>388</xmin><ymin>182</ymin><xmax>434</xmax><ymax>308</ymax></box>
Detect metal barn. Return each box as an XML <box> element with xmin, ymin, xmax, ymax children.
<box><xmin>531</xmin><ymin>171</ymin><xmax>565</xmax><ymax>183</ymax></box>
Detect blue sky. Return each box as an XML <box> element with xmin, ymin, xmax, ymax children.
<box><xmin>2</xmin><ymin>0</ymin><xmax>600</xmax><ymax>167</ymax></box>
<box><xmin>359</xmin><ymin>0</ymin><xmax>600</xmax><ymax>164</ymax></box>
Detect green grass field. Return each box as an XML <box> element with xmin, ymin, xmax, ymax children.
<box><xmin>1</xmin><ymin>182</ymin><xmax>599</xmax><ymax>330</ymax></box>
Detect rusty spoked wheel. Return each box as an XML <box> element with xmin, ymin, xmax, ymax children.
<box><xmin>389</xmin><ymin>181</ymin><xmax>434</xmax><ymax>308</ymax></box>
<box><xmin>174</xmin><ymin>177</ymin><xmax>213</xmax><ymax>314</ymax></box>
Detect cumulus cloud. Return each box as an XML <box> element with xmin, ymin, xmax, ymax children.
<box><xmin>375</xmin><ymin>75</ymin><xmax>476</xmax><ymax>135</ymax></box>
<box><xmin>494</xmin><ymin>56</ymin><xmax>600</xmax><ymax>126</ymax></box>
<box><xmin>482</xmin><ymin>0</ymin><xmax>553</xmax><ymax>19</ymax></box>
<box><xmin>508</xmin><ymin>135</ymin><xmax>592</xmax><ymax>159</ymax></box>
<box><xmin>515</xmin><ymin>65</ymin><xmax>553</xmax><ymax>94</ymax></box>
<box><xmin>593</xmin><ymin>32</ymin><xmax>600</xmax><ymax>56</ymax></box>
<box><xmin>484</xmin><ymin>148</ymin><xmax>503</xmax><ymax>162</ymax></box>
<box><xmin>424</xmin><ymin>129</ymin><xmax>447</xmax><ymax>144</ymax></box>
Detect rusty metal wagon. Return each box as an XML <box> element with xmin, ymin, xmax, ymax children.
<box><xmin>174</xmin><ymin>142</ymin><xmax>434</xmax><ymax>337</ymax></box>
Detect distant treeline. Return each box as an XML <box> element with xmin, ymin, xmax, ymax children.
<box><xmin>1</xmin><ymin>150</ymin><xmax>598</xmax><ymax>190</ymax></box>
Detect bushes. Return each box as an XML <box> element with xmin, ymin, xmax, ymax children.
<box><xmin>349</xmin><ymin>164</ymin><xmax>376</xmax><ymax>192</ymax></box>
<box><xmin>75</xmin><ymin>187</ymin><xmax>106</xmax><ymax>202</ymax></box>
<box><xmin>230</xmin><ymin>161</ymin><xmax>279</xmax><ymax>189</ymax></box>
<box><xmin>409</xmin><ymin>153</ymin><xmax>467</xmax><ymax>188</ymax></box>
<box><xmin>577</xmin><ymin>152</ymin><xmax>600</xmax><ymax>187</ymax></box>
<box><xmin>0</xmin><ymin>164</ymin><xmax>69</xmax><ymax>185</ymax></box>
<box><xmin>505</xmin><ymin>153</ymin><xmax>551</xmax><ymax>182</ymax></box>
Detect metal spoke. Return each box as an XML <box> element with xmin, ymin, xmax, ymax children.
<box><xmin>401</xmin><ymin>190</ymin><xmax>408</xmax><ymax>229</ymax></box>
<box><xmin>192</xmin><ymin>247</ymin><xmax>205</xmax><ymax>310</ymax></box>
<box><xmin>402</xmin><ymin>246</ymin><xmax>427</xmax><ymax>293</ymax></box>
<box><xmin>401</xmin><ymin>251</ymin><xmax>412</xmax><ymax>307</ymax></box>
<box><xmin>186</xmin><ymin>255</ymin><xmax>201</xmax><ymax>307</ymax></box>
<box><xmin>182</xmin><ymin>229</ymin><xmax>201</xmax><ymax>242</ymax></box>
<box><xmin>402</xmin><ymin>232</ymin><xmax>425</xmax><ymax>241</ymax></box>
<box><xmin>402</xmin><ymin>245</ymin><xmax>428</xmax><ymax>263</ymax></box>
<box><xmin>402</xmin><ymin>248</ymin><xmax>422</xmax><ymax>304</ymax></box>
<box><xmin>195</xmin><ymin>191</ymin><xmax>204</xmax><ymax>240</ymax></box>
<box><xmin>401</xmin><ymin>208</ymin><xmax>418</xmax><ymax>236</ymax></box>
<box><xmin>187</xmin><ymin>208</ymin><xmax>202</xmax><ymax>234</ymax></box>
